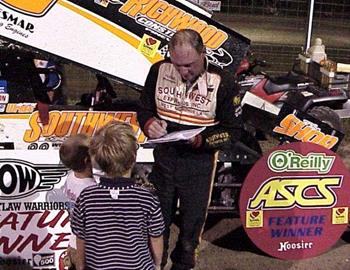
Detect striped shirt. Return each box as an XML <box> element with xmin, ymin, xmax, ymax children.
<box><xmin>71</xmin><ymin>177</ymin><xmax>165</xmax><ymax>270</ymax></box>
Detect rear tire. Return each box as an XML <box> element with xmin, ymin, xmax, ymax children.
<box><xmin>307</xmin><ymin>106</ymin><xmax>343</xmax><ymax>132</ymax></box>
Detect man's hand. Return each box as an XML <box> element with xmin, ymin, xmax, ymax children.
<box><xmin>147</xmin><ymin>119</ymin><xmax>168</xmax><ymax>139</ymax></box>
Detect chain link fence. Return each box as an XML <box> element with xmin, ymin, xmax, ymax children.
<box><xmin>219</xmin><ymin>0</ymin><xmax>350</xmax><ymax>26</ymax></box>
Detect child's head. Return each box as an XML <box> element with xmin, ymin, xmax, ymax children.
<box><xmin>90</xmin><ymin>121</ymin><xmax>137</xmax><ymax>178</ymax></box>
<box><xmin>59</xmin><ymin>134</ymin><xmax>91</xmax><ymax>172</ymax></box>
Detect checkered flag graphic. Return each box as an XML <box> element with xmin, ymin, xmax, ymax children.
<box><xmin>159</xmin><ymin>45</ymin><xmax>169</xmax><ymax>58</ymax></box>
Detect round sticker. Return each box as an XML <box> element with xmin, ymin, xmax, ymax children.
<box><xmin>239</xmin><ymin>142</ymin><xmax>350</xmax><ymax>260</ymax></box>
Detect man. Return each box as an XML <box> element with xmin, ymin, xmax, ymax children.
<box><xmin>137</xmin><ymin>29</ymin><xmax>242</xmax><ymax>270</ymax></box>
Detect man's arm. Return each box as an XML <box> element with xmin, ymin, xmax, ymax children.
<box><xmin>150</xmin><ymin>235</ymin><xmax>163</xmax><ymax>269</ymax></box>
<box><xmin>76</xmin><ymin>237</ymin><xmax>86</xmax><ymax>270</ymax></box>
<box><xmin>137</xmin><ymin>61</ymin><xmax>168</xmax><ymax>139</ymax></box>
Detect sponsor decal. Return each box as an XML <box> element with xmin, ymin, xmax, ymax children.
<box><xmin>119</xmin><ymin>0</ymin><xmax>228</xmax><ymax>50</ymax></box>
<box><xmin>22</xmin><ymin>110</ymin><xmax>147</xmax><ymax>144</ymax></box>
<box><xmin>0</xmin><ymin>159</ymin><xmax>68</xmax><ymax>199</ymax></box>
<box><xmin>0</xmin><ymin>0</ymin><xmax>57</xmax><ymax>17</ymax></box>
<box><xmin>274</xmin><ymin>114</ymin><xmax>339</xmax><ymax>150</ymax></box>
<box><xmin>245</xmin><ymin>210</ymin><xmax>263</xmax><ymax>228</ymax></box>
<box><xmin>94</xmin><ymin>0</ymin><xmax>110</xmax><ymax>7</ymax></box>
<box><xmin>239</xmin><ymin>142</ymin><xmax>350</xmax><ymax>259</ymax></box>
<box><xmin>273</xmin><ymin>105</ymin><xmax>343</xmax><ymax>151</ymax></box>
<box><xmin>5</xmin><ymin>103</ymin><xmax>36</xmax><ymax>113</ymax></box>
<box><xmin>0</xmin><ymin>7</ymin><xmax>35</xmax><ymax>38</ymax></box>
<box><xmin>248</xmin><ymin>176</ymin><xmax>342</xmax><ymax>210</ymax></box>
<box><xmin>32</xmin><ymin>253</ymin><xmax>55</xmax><ymax>269</ymax></box>
<box><xmin>233</xmin><ymin>95</ymin><xmax>241</xmax><ymax>106</ymax></box>
<box><xmin>198</xmin><ymin>0</ymin><xmax>221</xmax><ymax>11</ymax></box>
<box><xmin>206</xmin><ymin>47</ymin><xmax>233</xmax><ymax>68</ymax></box>
<box><xmin>0</xmin><ymin>208</ymin><xmax>70</xmax><ymax>255</ymax></box>
<box><xmin>268</xmin><ymin>150</ymin><xmax>335</xmax><ymax>174</ymax></box>
<box><xmin>138</xmin><ymin>33</ymin><xmax>161</xmax><ymax>58</ymax></box>
<box><xmin>0</xmin><ymin>104</ymin><xmax>5</xmax><ymax>112</ymax></box>
<box><xmin>0</xmin><ymin>154</ymin><xmax>71</xmax><ymax>268</ymax></box>
<box><xmin>0</xmin><ymin>80</ymin><xmax>7</xmax><ymax>93</ymax></box>
<box><xmin>0</xmin><ymin>93</ymin><xmax>9</xmax><ymax>103</ymax></box>
<box><xmin>332</xmin><ymin>207</ymin><xmax>348</xmax><ymax>224</ymax></box>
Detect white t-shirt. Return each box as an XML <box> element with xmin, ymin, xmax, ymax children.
<box><xmin>63</xmin><ymin>171</ymin><xmax>96</xmax><ymax>248</ymax></box>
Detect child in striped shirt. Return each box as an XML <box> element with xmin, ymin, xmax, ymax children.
<box><xmin>71</xmin><ymin>121</ymin><xmax>164</xmax><ymax>270</ymax></box>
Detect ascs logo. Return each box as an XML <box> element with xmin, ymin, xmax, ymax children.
<box><xmin>0</xmin><ymin>0</ymin><xmax>57</xmax><ymax>17</ymax></box>
<box><xmin>0</xmin><ymin>159</ymin><xmax>68</xmax><ymax>199</ymax></box>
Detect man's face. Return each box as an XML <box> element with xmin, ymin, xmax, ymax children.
<box><xmin>170</xmin><ymin>44</ymin><xmax>205</xmax><ymax>82</ymax></box>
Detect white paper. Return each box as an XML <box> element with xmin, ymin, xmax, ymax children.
<box><xmin>146</xmin><ymin>127</ymin><xmax>206</xmax><ymax>144</ymax></box>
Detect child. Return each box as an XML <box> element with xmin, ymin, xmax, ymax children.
<box><xmin>71</xmin><ymin>121</ymin><xmax>164</xmax><ymax>270</ymax></box>
<box><xmin>59</xmin><ymin>134</ymin><xmax>96</xmax><ymax>270</ymax></box>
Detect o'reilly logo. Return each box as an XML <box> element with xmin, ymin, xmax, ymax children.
<box><xmin>0</xmin><ymin>159</ymin><xmax>68</xmax><ymax>199</ymax></box>
<box><xmin>268</xmin><ymin>150</ymin><xmax>335</xmax><ymax>174</ymax></box>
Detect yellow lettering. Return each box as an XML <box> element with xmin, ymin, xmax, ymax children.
<box><xmin>139</xmin><ymin>0</ymin><xmax>158</xmax><ymax>14</ymax></box>
<box><xmin>80</xmin><ymin>112</ymin><xmax>101</xmax><ymax>135</ymax></box>
<box><xmin>248</xmin><ymin>177</ymin><xmax>341</xmax><ymax>210</ymax></box>
<box><xmin>23</xmin><ymin>111</ymin><xmax>147</xmax><ymax>144</ymax></box>
<box><xmin>189</xmin><ymin>20</ymin><xmax>207</xmax><ymax>35</ymax></box>
<box><xmin>205</xmin><ymin>31</ymin><xmax>228</xmax><ymax>50</ymax></box>
<box><xmin>42</xmin><ymin>111</ymin><xmax>61</xmax><ymax>137</ymax></box>
<box><xmin>70</xmin><ymin>112</ymin><xmax>87</xmax><ymax>136</ymax></box>
<box><xmin>273</xmin><ymin>114</ymin><xmax>339</xmax><ymax>149</ymax></box>
<box><xmin>248</xmin><ymin>179</ymin><xmax>295</xmax><ymax>209</ymax></box>
<box><xmin>23</xmin><ymin>112</ymin><xmax>42</xmax><ymax>143</ymax></box>
<box><xmin>146</xmin><ymin>1</ymin><xmax>167</xmax><ymax>19</ymax></box>
<box><xmin>5</xmin><ymin>104</ymin><xmax>16</xmax><ymax>113</ymax></box>
<box><xmin>201</xmin><ymin>26</ymin><xmax>216</xmax><ymax>44</ymax></box>
<box><xmin>96</xmin><ymin>112</ymin><xmax>116</xmax><ymax>131</ymax></box>
<box><xmin>168</xmin><ymin>12</ymin><xmax>197</xmax><ymax>30</ymax></box>
<box><xmin>319</xmin><ymin>135</ymin><xmax>338</xmax><ymax>149</ymax></box>
<box><xmin>273</xmin><ymin>114</ymin><xmax>296</xmax><ymax>134</ymax></box>
<box><xmin>55</xmin><ymin>112</ymin><xmax>75</xmax><ymax>137</ymax></box>
<box><xmin>301</xmin><ymin>129</ymin><xmax>324</xmax><ymax>143</ymax></box>
<box><xmin>157</xmin><ymin>5</ymin><xmax>180</xmax><ymax>25</ymax></box>
<box><xmin>119</xmin><ymin>0</ymin><xmax>150</xmax><ymax>16</ymax></box>
<box><xmin>296</xmin><ymin>178</ymin><xmax>340</xmax><ymax>207</ymax></box>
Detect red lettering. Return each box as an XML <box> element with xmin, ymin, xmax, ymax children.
<box><xmin>60</xmin><ymin>214</ymin><xmax>70</xmax><ymax>227</ymax></box>
<box><xmin>0</xmin><ymin>236</ymin><xmax>23</xmax><ymax>254</ymax></box>
<box><xmin>0</xmin><ymin>213</ymin><xmax>19</xmax><ymax>230</ymax></box>
<box><xmin>20</xmin><ymin>211</ymin><xmax>41</xmax><ymax>230</ymax></box>
<box><xmin>50</xmin><ymin>233</ymin><xmax>70</xmax><ymax>250</ymax></box>
<box><xmin>17</xmin><ymin>233</ymin><xmax>52</xmax><ymax>252</ymax></box>
<box><xmin>37</xmin><ymin>210</ymin><xmax>66</xmax><ymax>228</ymax></box>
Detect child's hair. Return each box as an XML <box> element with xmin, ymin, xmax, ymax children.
<box><xmin>59</xmin><ymin>134</ymin><xmax>91</xmax><ymax>172</ymax></box>
<box><xmin>90</xmin><ymin>121</ymin><xmax>137</xmax><ymax>177</ymax></box>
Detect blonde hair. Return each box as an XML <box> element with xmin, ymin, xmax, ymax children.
<box><xmin>90</xmin><ymin>121</ymin><xmax>137</xmax><ymax>178</ymax></box>
<box><xmin>59</xmin><ymin>134</ymin><xmax>91</xmax><ymax>172</ymax></box>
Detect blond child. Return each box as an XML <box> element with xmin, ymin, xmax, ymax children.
<box><xmin>71</xmin><ymin>121</ymin><xmax>164</xmax><ymax>270</ymax></box>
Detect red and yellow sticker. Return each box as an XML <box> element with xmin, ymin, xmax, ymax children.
<box><xmin>138</xmin><ymin>34</ymin><xmax>161</xmax><ymax>58</ymax></box>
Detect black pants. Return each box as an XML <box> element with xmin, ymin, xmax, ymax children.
<box><xmin>150</xmin><ymin>144</ymin><xmax>215</xmax><ymax>270</ymax></box>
